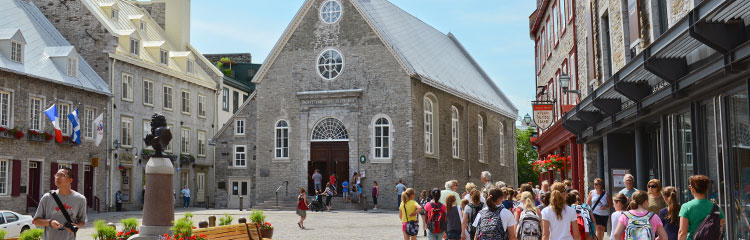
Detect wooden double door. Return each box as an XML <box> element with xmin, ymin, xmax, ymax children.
<box><xmin>308</xmin><ymin>142</ymin><xmax>348</xmax><ymax>196</ymax></box>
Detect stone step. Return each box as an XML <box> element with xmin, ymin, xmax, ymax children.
<box><xmin>253</xmin><ymin>196</ymin><xmax>369</xmax><ymax>211</ymax></box>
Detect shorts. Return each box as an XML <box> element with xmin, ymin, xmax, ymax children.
<box><xmin>296</xmin><ymin>209</ymin><xmax>307</xmax><ymax>217</ymax></box>
<box><xmin>373</xmin><ymin>196</ymin><xmax>378</xmax><ymax>205</ymax></box>
<box><xmin>593</xmin><ymin>214</ymin><xmax>609</xmax><ymax>227</ymax></box>
<box><xmin>447</xmin><ymin>230</ymin><xmax>461</xmax><ymax>239</ymax></box>
<box><xmin>343</xmin><ymin>191</ymin><xmax>349</xmax><ymax>198</ymax></box>
<box><xmin>326</xmin><ymin>196</ymin><xmax>332</xmax><ymax>206</ymax></box>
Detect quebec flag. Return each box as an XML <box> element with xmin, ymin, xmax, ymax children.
<box><xmin>43</xmin><ymin>104</ymin><xmax>63</xmax><ymax>143</ymax></box>
<box><xmin>68</xmin><ymin>109</ymin><xmax>81</xmax><ymax>144</ymax></box>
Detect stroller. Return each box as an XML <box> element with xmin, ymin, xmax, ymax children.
<box><xmin>309</xmin><ymin>191</ymin><xmax>326</xmax><ymax>212</ymax></box>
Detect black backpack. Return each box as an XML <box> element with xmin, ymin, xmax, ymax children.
<box><xmin>693</xmin><ymin>204</ymin><xmax>722</xmax><ymax>240</ymax></box>
<box><xmin>469</xmin><ymin>202</ymin><xmax>485</xmax><ymax>237</ymax></box>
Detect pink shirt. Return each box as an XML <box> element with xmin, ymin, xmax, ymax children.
<box><xmin>618</xmin><ymin>210</ymin><xmax>663</xmax><ymax>237</ymax></box>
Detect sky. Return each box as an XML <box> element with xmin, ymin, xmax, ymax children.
<box><xmin>190</xmin><ymin>0</ymin><xmax>537</xmax><ymax>124</ymax></box>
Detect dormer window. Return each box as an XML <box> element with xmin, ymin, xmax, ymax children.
<box><xmin>67</xmin><ymin>57</ymin><xmax>77</xmax><ymax>77</ymax></box>
<box><xmin>140</xmin><ymin>22</ymin><xmax>147</xmax><ymax>31</ymax></box>
<box><xmin>111</xmin><ymin>9</ymin><xmax>118</xmax><ymax>19</ymax></box>
<box><xmin>10</xmin><ymin>41</ymin><xmax>22</xmax><ymax>63</ymax></box>
<box><xmin>160</xmin><ymin>49</ymin><xmax>168</xmax><ymax>65</ymax></box>
<box><xmin>187</xmin><ymin>59</ymin><xmax>194</xmax><ymax>73</ymax></box>
<box><xmin>130</xmin><ymin>38</ymin><xmax>139</xmax><ymax>55</ymax></box>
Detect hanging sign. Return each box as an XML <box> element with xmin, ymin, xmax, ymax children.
<box><xmin>532</xmin><ymin>101</ymin><xmax>555</xmax><ymax>130</ymax></box>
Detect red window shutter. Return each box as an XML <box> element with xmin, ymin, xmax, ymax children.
<box><xmin>71</xmin><ymin>164</ymin><xmax>78</xmax><ymax>191</ymax></box>
<box><xmin>50</xmin><ymin>162</ymin><xmax>58</xmax><ymax>191</ymax></box>
<box><xmin>11</xmin><ymin>160</ymin><xmax>21</xmax><ymax>196</ymax></box>
<box><xmin>628</xmin><ymin>0</ymin><xmax>641</xmax><ymax>46</ymax></box>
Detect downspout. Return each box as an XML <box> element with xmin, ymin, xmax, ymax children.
<box><xmin>107</xmin><ymin>57</ymin><xmax>117</xmax><ymax>211</ymax></box>
<box><xmin>466</xmin><ymin>102</ymin><xmax>470</xmax><ymax>182</ymax></box>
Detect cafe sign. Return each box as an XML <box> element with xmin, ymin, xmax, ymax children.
<box><xmin>533</xmin><ymin>101</ymin><xmax>554</xmax><ymax>130</ymax></box>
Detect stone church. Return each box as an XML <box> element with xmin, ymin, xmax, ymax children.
<box><xmin>213</xmin><ymin>0</ymin><xmax>518</xmax><ymax>209</ymax></box>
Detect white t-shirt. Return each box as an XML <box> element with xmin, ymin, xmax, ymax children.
<box><xmin>610</xmin><ymin>211</ymin><xmax>624</xmax><ymax>240</ymax></box>
<box><xmin>463</xmin><ymin>193</ymin><xmax>486</xmax><ymax>204</ymax></box>
<box><xmin>471</xmin><ymin>206</ymin><xmax>517</xmax><ymax>232</ymax></box>
<box><xmin>541</xmin><ymin>205</ymin><xmax>578</xmax><ymax>240</ymax></box>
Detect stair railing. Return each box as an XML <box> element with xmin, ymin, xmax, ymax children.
<box><xmin>275</xmin><ymin>181</ymin><xmax>289</xmax><ymax>207</ymax></box>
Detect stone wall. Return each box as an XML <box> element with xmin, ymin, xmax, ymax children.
<box><xmin>583</xmin><ymin>142</ymin><xmax>600</xmax><ymax>192</ymax></box>
<box><xmin>213</xmin><ymin>98</ymin><xmax>256</xmax><ymax>208</ymax></box>
<box><xmin>602</xmin><ymin>0</ymin><xmax>629</xmax><ymax>72</ymax></box>
<box><xmin>0</xmin><ymin>70</ymin><xmax>109</xmax><ymax>214</ymax></box>
<box><xmin>668</xmin><ymin>0</ymin><xmax>692</xmax><ymax>27</ymax></box>
<box><xmin>576</xmin><ymin>0</ymin><xmax>592</xmax><ymax>96</ymax></box>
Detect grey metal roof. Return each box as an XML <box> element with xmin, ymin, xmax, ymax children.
<box><xmin>0</xmin><ymin>0</ymin><xmax>110</xmax><ymax>95</ymax></box>
<box><xmin>354</xmin><ymin>0</ymin><xmax>517</xmax><ymax>118</ymax></box>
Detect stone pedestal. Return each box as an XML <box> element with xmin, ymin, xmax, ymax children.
<box><xmin>130</xmin><ymin>157</ymin><xmax>174</xmax><ymax>240</ymax></box>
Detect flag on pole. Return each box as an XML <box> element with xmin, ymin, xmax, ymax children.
<box><xmin>68</xmin><ymin>109</ymin><xmax>81</xmax><ymax>144</ymax></box>
<box><xmin>44</xmin><ymin>104</ymin><xmax>63</xmax><ymax>143</ymax></box>
<box><xmin>94</xmin><ymin>113</ymin><xmax>104</xmax><ymax>146</ymax></box>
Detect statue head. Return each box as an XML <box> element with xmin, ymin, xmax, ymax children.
<box><xmin>144</xmin><ymin>113</ymin><xmax>172</xmax><ymax>157</ymax></box>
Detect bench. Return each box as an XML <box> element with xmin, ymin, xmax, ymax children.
<box><xmin>192</xmin><ymin>223</ymin><xmax>272</xmax><ymax>240</ymax></box>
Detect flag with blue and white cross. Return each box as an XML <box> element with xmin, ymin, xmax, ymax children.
<box><xmin>68</xmin><ymin>108</ymin><xmax>81</xmax><ymax>144</ymax></box>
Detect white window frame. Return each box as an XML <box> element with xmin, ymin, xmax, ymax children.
<box><xmin>130</xmin><ymin>38</ymin><xmax>139</xmax><ymax>56</ymax></box>
<box><xmin>143</xmin><ymin>119</ymin><xmax>152</xmax><ymax>149</ymax></box>
<box><xmin>451</xmin><ymin>106</ymin><xmax>460</xmax><ymax>159</ymax></box>
<box><xmin>0</xmin><ymin>159</ymin><xmax>8</xmax><ymax>195</ymax></box>
<box><xmin>67</xmin><ymin>57</ymin><xmax>78</xmax><ymax>77</ymax></box>
<box><xmin>187</xmin><ymin>59</ymin><xmax>194</xmax><ymax>73</ymax></box>
<box><xmin>121</xmin><ymin>116</ymin><xmax>133</xmax><ymax>148</ymax></box>
<box><xmin>319</xmin><ymin>0</ymin><xmax>342</xmax><ymax>24</ymax></box>
<box><xmin>478</xmin><ymin>115</ymin><xmax>484</xmax><ymax>163</ymax></box>
<box><xmin>499</xmin><ymin>122</ymin><xmax>505</xmax><ymax>166</ymax></box>
<box><xmin>121</xmin><ymin>73</ymin><xmax>133</xmax><ymax>102</ymax></box>
<box><xmin>197</xmin><ymin>131</ymin><xmax>206</xmax><ymax>157</ymax></box>
<box><xmin>111</xmin><ymin>9</ymin><xmax>118</xmax><ymax>19</ymax></box>
<box><xmin>0</xmin><ymin>91</ymin><xmax>10</xmax><ymax>128</ymax></box>
<box><xmin>181</xmin><ymin>127</ymin><xmax>190</xmax><ymax>154</ymax></box>
<box><xmin>165</xmin><ymin>124</ymin><xmax>173</xmax><ymax>152</ymax></box>
<box><xmin>372</xmin><ymin>116</ymin><xmax>392</xmax><ymax>161</ymax></box>
<box><xmin>143</xmin><ymin>79</ymin><xmax>154</xmax><ymax>106</ymax></box>
<box><xmin>163</xmin><ymin>84</ymin><xmax>173</xmax><ymax>110</ymax></box>
<box><xmin>560</xmin><ymin>0</ymin><xmax>567</xmax><ymax>31</ymax></box>
<box><xmin>222</xmin><ymin>88</ymin><xmax>229</xmax><ymax>111</ymax></box>
<box><xmin>181</xmin><ymin>90</ymin><xmax>190</xmax><ymax>115</ymax></box>
<box><xmin>316</xmin><ymin>49</ymin><xmax>344</xmax><ymax>80</ymax></box>
<box><xmin>29</xmin><ymin>96</ymin><xmax>43</xmax><ymax>131</ymax></box>
<box><xmin>274</xmin><ymin>120</ymin><xmax>289</xmax><ymax>159</ymax></box>
<box><xmin>140</xmin><ymin>22</ymin><xmax>147</xmax><ymax>31</ymax></box>
<box><xmin>423</xmin><ymin>95</ymin><xmax>436</xmax><ymax>155</ymax></box>
<box><xmin>233</xmin><ymin>145</ymin><xmax>247</xmax><ymax>167</ymax></box>
<box><xmin>198</xmin><ymin>94</ymin><xmax>206</xmax><ymax>118</ymax></box>
<box><xmin>234</xmin><ymin>119</ymin><xmax>245</xmax><ymax>135</ymax></box>
<box><xmin>84</xmin><ymin>108</ymin><xmax>95</xmax><ymax>139</ymax></box>
<box><xmin>160</xmin><ymin>49</ymin><xmax>168</xmax><ymax>65</ymax></box>
<box><xmin>10</xmin><ymin>41</ymin><xmax>23</xmax><ymax>63</ymax></box>
<box><xmin>58</xmin><ymin>102</ymin><xmax>71</xmax><ymax>135</ymax></box>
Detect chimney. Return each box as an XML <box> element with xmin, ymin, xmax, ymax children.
<box><xmin>165</xmin><ymin>0</ymin><xmax>190</xmax><ymax>51</ymax></box>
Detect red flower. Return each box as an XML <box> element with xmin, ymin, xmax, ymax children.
<box><xmin>118</xmin><ymin>232</ymin><xmax>123</xmax><ymax>236</ymax></box>
<box><xmin>192</xmin><ymin>226</ymin><xmax>196</xmax><ymax>229</ymax></box>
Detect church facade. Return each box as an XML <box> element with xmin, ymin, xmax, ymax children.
<box><xmin>213</xmin><ymin>0</ymin><xmax>518</xmax><ymax>209</ymax></box>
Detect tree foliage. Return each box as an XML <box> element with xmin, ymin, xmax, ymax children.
<box><xmin>516</xmin><ymin>128</ymin><xmax>539</xmax><ymax>186</ymax></box>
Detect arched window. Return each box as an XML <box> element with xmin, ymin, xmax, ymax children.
<box><xmin>311</xmin><ymin>118</ymin><xmax>348</xmax><ymax>141</ymax></box>
<box><xmin>275</xmin><ymin>120</ymin><xmax>289</xmax><ymax>158</ymax></box>
<box><xmin>499</xmin><ymin>121</ymin><xmax>505</xmax><ymax>165</ymax></box>
<box><xmin>319</xmin><ymin>0</ymin><xmax>342</xmax><ymax>24</ymax></box>
<box><xmin>424</xmin><ymin>97</ymin><xmax>434</xmax><ymax>154</ymax></box>
<box><xmin>451</xmin><ymin>106</ymin><xmax>459</xmax><ymax>158</ymax></box>
<box><xmin>374</xmin><ymin>117</ymin><xmax>391</xmax><ymax>159</ymax></box>
<box><xmin>478</xmin><ymin>115</ymin><xmax>484</xmax><ymax>163</ymax></box>
<box><xmin>317</xmin><ymin>49</ymin><xmax>344</xmax><ymax>80</ymax></box>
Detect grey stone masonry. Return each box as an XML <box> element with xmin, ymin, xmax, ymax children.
<box><xmin>212</xmin><ymin>98</ymin><xmax>256</xmax><ymax>209</ymax></box>
<box><xmin>0</xmin><ymin>70</ymin><xmax>109</xmax><ymax>214</ymax></box>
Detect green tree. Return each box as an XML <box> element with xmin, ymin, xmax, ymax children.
<box><xmin>517</xmin><ymin>128</ymin><xmax>539</xmax><ymax>186</ymax></box>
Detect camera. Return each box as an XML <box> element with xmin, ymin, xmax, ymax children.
<box><xmin>60</xmin><ymin>222</ymin><xmax>78</xmax><ymax>233</ymax></box>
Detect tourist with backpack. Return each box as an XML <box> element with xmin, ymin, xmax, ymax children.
<box><xmin>420</xmin><ymin>190</ymin><xmax>431</xmax><ymax>237</ymax></box>
<box><xmin>446</xmin><ymin>195</ymin><xmax>463</xmax><ymax>240</ymax></box>
<box><xmin>678</xmin><ymin>175</ymin><xmax>725</xmax><ymax>240</ymax></box>
<box><xmin>426</xmin><ymin>188</ymin><xmax>448</xmax><ymax>240</ymax></box>
<box><xmin>659</xmin><ymin>186</ymin><xmax>680</xmax><ymax>240</ymax></box>
<box><xmin>541</xmin><ymin>182</ymin><xmax>580</xmax><ymax>240</ymax></box>
<box><xmin>609</xmin><ymin>193</ymin><xmax>628</xmax><ymax>240</ymax></box>
<box><xmin>472</xmin><ymin>188</ymin><xmax>518</xmax><ymax>240</ymax></box>
<box><xmin>585</xmin><ymin>178</ymin><xmax>611</xmax><ymax>240</ymax></box>
<box><xmin>463</xmin><ymin>189</ymin><xmax>485</xmax><ymax>240</ymax></box>
<box><xmin>400</xmin><ymin>188</ymin><xmax>422</xmax><ymax>240</ymax></box>
<box><xmin>515</xmin><ymin>191</ymin><xmax>542</xmax><ymax>240</ymax></box>
<box><xmin>568</xmin><ymin>190</ymin><xmax>595</xmax><ymax>240</ymax></box>
<box><xmin>612</xmin><ymin>190</ymin><xmax>668</xmax><ymax>240</ymax></box>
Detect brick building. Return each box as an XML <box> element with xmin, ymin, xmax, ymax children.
<box><xmin>30</xmin><ymin>0</ymin><xmax>222</xmax><ymax>210</ymax></box>
<box><xmin>0</xmin><ymin>0</ymin><xmax>111</xmax><ymax>214</ymax></box>
<box><xmin>213</xmin><ymin>0</ymin><xmax>518</xmax><ymax>210</ymax></box>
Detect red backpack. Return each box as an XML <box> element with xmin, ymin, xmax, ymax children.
<box><xmin>427</xmin><ymin>202</ymin><xmax>447</xmax><ymax>233</ymax></box>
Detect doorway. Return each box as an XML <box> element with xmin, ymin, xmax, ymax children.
<box><xmin>196</xmin><ymin>172</ymin><xmax>205</xmax><ymax>203</ymax></box>
<box><xmin>309</xmin><ymin>141</ymin><xmax>349</xmax><ymax>196</ymax></box>
<box><xmin>83</xmin><ymin>165</ymin><xmax>93</xmax><ymax>207</ymax></box>
<box><xmin>228</xmin><ymin>179</ymin><xmax>250</xmax><ymax>208</ymax></box>
<box><xmin>26</xmin><ymin>161</ymin><xmax>41</xmax><ymax>211</ymax></box>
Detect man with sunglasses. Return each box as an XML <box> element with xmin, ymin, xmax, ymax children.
<box><xmin>618</xmin><ymin>174</ymin><xmax>638</xmax><ymax>198</ymax></box>
<box><xmin>32</xmin><ymin>167</ymin><xmax>87</xmax><ymax>240</ymax></box>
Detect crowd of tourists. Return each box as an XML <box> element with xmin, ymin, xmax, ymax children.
<box><xmin>398</xmin><ymin>171</ymin><xmax>725</xmax><ymax>240</ymax></box>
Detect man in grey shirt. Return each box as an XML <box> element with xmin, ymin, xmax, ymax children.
<box><xmin>312</xmin><ymin>169</ymin><xmax>323</xmax><ymax>192</ymax></box>
<box><xmin>33</xmin><ymin>166</ymin><xmax>87</xmax><ymax>240</ymax></box>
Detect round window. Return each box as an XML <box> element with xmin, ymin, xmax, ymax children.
<box><xmin>317</xmin><ymin>49</ymin><xmax>344</xmax><ymax>80</ymax></box>
<box><xmin>320</xmin><ymin>0</ymin><xmax>342</xmax><ymax>24</ymax></box>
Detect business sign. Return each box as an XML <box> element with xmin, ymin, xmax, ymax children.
<box><xmin>532</xmin><ymin>101</ymin><xmax>555</xmax><ymax>130</ymax></box>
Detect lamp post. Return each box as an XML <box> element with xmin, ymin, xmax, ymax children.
<box><xmin>559</xmin><ymin>74</ymin><xmax>581</xmax><ymax>98</ymax></box>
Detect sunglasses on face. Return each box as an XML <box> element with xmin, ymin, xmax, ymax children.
<box><xmin>648</xmin><ymin>185</ymin><xmax>658</xmax><ymax>188</ymax></box>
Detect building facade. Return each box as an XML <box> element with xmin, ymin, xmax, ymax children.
<box><xmin>0</xmin><ymin>0</ymin><xmax>111</xmax><ymax>213</ymax></box>
<box><xmin>213</xmin><ymin>0</ymin><xmax>519</xmax><ymax>210</ymax></box>
<box><xmin>203</xmin><ymin>53</ymin><xmax>257</xmax><ymax>128</ymax></box>
<box><xmin>563</xmin><ymin>0</ymin><xmax>750</xmax><ymax>238</ymax></box>
<box><xmin>30</xmin><ymin>0</ymin><xmax>221</xmax><ymax>210</ymax></box>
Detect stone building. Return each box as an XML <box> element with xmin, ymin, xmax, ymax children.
<box><xmin>0</xmin><ymin>0</ymin><xmax>111</xmax><ymax>214</ymax></box>
<box><xmin>563</xmin><ymin>0</ymin><xmax>750</xmax><ymax>237</ymax></box>
<box><xmin>30</xmin><ymin>0</ymin><xmax>222</xmax><ymax>210</ymax></box>
<box><xmin>213</xmin><ymin>0</ymin><xmax>518</xmax><ymax>210</ymax></box>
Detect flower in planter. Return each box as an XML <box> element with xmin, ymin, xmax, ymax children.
<box><xmin>261</xmin><ymin>221</ymin><xmax>273</xmax><ymax>230</ymax></box>
<box><xmin>13</xmin><ymin>131</ymin><xmax>23</xmax><ymax>139</ymax></box>
<box><xmin>0</xmin><ymin>126</ymin><xmax>6</xmax><ymax>132</ymax></box>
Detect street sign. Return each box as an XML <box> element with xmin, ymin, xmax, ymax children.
<box><xmin>533</xmin><ymin>101</ymin><xmax>555</xmax><ymax>129</ymax></box>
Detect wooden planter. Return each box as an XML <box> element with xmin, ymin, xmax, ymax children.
<box><xmin>259</xmin><ymin>228</ymin><xmax>273</xmax><ymax>239</ymax></box>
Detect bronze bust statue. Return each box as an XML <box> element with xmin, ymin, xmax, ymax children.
<box><xmin>144</xmin><ymin>113</ymin><xmax>172</xmax><ymax>157</ymax></box>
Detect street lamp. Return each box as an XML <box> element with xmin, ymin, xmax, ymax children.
<box><xmin>523</xmin><ymin>114</ymin><xmax>532</xmax><ymax>126</ymax></box>
<box><xmin>559</xmin><ymin>74</ymin><xmax>581</xmax><ymax>98</ymax></box>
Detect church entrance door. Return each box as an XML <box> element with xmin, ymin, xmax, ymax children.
<box><xmin>309</xmin><ymin>141</ymin><xmax>348</xmax><ymax>196</ymax></box>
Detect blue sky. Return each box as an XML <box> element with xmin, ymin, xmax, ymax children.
<box><xmin>191</xmin><ymin>0</ymin><xmax>537</xmax><ymax>123</ymax></box>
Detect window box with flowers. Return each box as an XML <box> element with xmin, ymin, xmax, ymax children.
<box><xmin>27</xmin><ymin>130</ymin><xmax>53</xmax><ymax>142</ymax></box>
<box><xmin>0</xmin><ymin>127</ymin><xmax>24</xmax><ymax>139</ymax></box>
<box><xmin>58</xmin><ymin>135</ymin><xmax>77</xmax><ymax>145</ymax></box>
<box><xmin>531</xmin><ymin>154</ymin><xmax>568</xmax><ymax>173</ymax></box>
<box><xmin>180</xmin><ymin>154</ymin><xmax>195</xmax><ymax>165</ymax></box>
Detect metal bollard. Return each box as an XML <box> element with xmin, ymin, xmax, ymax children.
<box><xmin>239</xmin><ymin>196</ymin><xmax>244</xmax><ymax>211</ymax></box>
<box><xmin>198</xmin><ymin>220</ymin><xmax>208</xmax><ymax>228</ymax></box>
<box><xmin>206</xmin><ymin>197</ymin><xmax>210</xmax><ymax>209</ymax></box>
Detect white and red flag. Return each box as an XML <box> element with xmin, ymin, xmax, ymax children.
<box><xmin>44</xmin><ymin>104</ymin><xmax>63</xmax><ymax>143</ymax></box>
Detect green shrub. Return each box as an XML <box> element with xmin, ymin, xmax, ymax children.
<box><xmin>18</xmin><ymin>228</ymin><xmax>43</xmax><ymax>240</ymax></box>
<box><xmin>218</xmin><ymin>213</ymin><xmax>233</xmax><ymax>226</ymax></box>
<box><xmin>92</xmin><ymin>220</ymin><xmax>116</xmax><ymax>240</ymax></box>
<box><xmin>250</xmin><ymin>209</ymin><xmax>265</xmax><ymax>225</ymax></box>
<box><xmin>0</xmin><ymin>229</ymin><xmax>6</xmax><ymax>240</ymax></box>
<box><xmin>120</xmin><ymin>218</ymin><xmax>139</xmax><ymax>232</ymax></box>
<box><xmin>170</xmin><ymin>213</ymin><xmax>194</xmax><ymax>238</ymax></box>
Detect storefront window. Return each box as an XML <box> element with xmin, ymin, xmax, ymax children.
<box><xmin>700</xmin><ymin>101</ymin><xmax>722</xmax><ymax>203</ymax></box>
<box><xmin>676</xmin><ymin>111</ymin><xmax>695</xmax><ymax>202</ymax></box>
<box><xmin>726</xmin><ymin>91</ymin><xmax>750</xmax><ymax>239</ymax></box>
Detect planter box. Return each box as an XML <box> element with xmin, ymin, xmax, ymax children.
<box><xmin>28</xmin><ymin>134</ymin><xmax>48</xmax><ymax>142</ymax></box>
<box><xmin>0</xmin><ymin>131</ymin><xmax>12</xmax><ymax>138</ymax></box>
